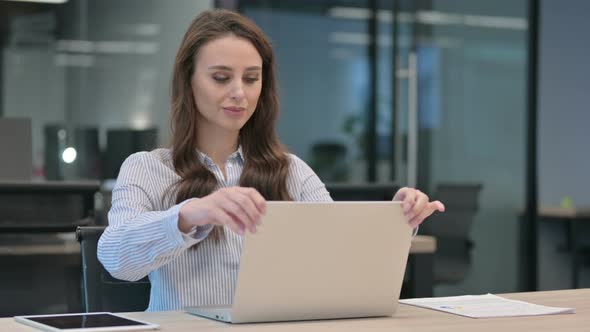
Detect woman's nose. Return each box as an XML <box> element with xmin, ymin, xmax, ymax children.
<box><xmin>229</xmin><ymin>82</ymin><xmax>245</xmax><ymax>102</ymax></box>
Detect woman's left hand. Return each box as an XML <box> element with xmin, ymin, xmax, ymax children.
<box><xmin>393</xmin><ymin>187</ymin><xmax>445</xmax><ymax>228</ymax></box>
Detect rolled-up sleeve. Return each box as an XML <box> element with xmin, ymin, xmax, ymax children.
<box><xmin>97</xmin><ymin>153</ymin><xmax>212</xmax><ymax>281</ymax></box>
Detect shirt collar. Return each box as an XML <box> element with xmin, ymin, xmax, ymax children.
<box><xmin>197</xmin><ymin>145</ymin><xmax>244</xmax><ymax>166</ymax></box>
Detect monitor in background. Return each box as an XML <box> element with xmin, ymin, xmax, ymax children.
<box><xmin>104</xmin><ymin>128</ymin><xmax>158</xmax><ymax>179</ymax></box>
<box><xmin>44</xmin><ymin>125</ymin><xmax>101</xmax><ymax>180</ymax></box>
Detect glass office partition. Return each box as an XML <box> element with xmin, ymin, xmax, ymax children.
<box><xmin>1</xmin><ymin>0</ymin><xmax>213</xmax><ymax>180</ymax></box>
<box><xmin>241</xmin><ymin>2</ymin><xmax>374</xmax><ymax>183</ymax></box>
<box><xmin>393</xmin><ymin>0</ymin><xmax>529</xmax><ymax>295</ymax></box>
<box><xmin>240</xmin><ymin>0</ymin><xmax>530</xmax><ymax>296</ymax></box>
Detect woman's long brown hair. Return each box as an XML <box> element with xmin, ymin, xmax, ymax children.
<box><xmin>169</xmin><ymin>9</ymin><xmax>292</xmax><ymax>242</ymax></box>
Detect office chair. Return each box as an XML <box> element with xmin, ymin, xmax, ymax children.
<box><xmin>326</xmin><ymin>183</ymin><xmax>398</xmax><ymax>201</ymax></box>
<box><xmin>309</xmin><ymin>142</ymin><xmax>349</xmax><ymax>182</ymax></box>
<box><xmin>76</xmin><ymin>226</ymin><xmax>151</xmax><ymax>312</ymax></box>
<box><xmin>419</xmin><ymin>183</ymin><xmax>482</xmax><ymax>284</ymax></box>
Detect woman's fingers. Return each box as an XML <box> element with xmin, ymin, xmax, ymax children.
<box><xmin>407</xmin><ymin>191</ymin><xmax>428</xmax><ymax>220</ymax></box>
<box><xmin>224</xmin><ymin>189</ymin><xmax>262</xmax><ymax>233</ymax></box>
<box><xmin>214</xmin><ymin>192</ymin><xmax>252</xmax><ymax>232</ymax></box>
<box><xmin>431</xmin><ymin>200</ymin><xmax>445</xmax><ymax>213</ymax></box>
<box><xmin>243</xmin><ymin>187</ymin><xmax>267</xmax><ymax>215</ymax></box>
<box><xmin>208</xmin><ymin>206</ymin><xmax>245</xmax><ymax>235</ymax></box>
<box><xmin>409</xmin><ymin>203</ymin><xmax>434</xmax><ymax>228</ymax></box>
<box><xmin>394</xmin><ymin>187</ymin><xmax>417</xmax><ymax>214</ymax></box>
<box><xmin>393</xmin><ymin>187</ymin><xmax>446</xmax><ymax>228</ymax></box>
<box><xmin>409</xmin><ymin>201</ymin><xmax>446</xmax><ymax>228</ymax></box>
<box><xmin>211</xmin><ymin>187</ymin><xmax>267</xmax><ymax>235</ymax></box>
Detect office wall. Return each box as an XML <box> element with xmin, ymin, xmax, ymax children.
<box><xmin>538</xmin><ymin>0</ymin><xmax>590</xmax><ymax>208</ymax></box>
<box><xmin>538</xmin><ymin>0</ymin><xmax>590</xmax><ymax>289</ymax></box>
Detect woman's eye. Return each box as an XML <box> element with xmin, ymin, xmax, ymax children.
<box><xmin>213</xmin><ymin>76</ymin><xmax>229</xmax><ymax>83</ymax></box>
<box><xmin>244</xmin><ymin>77</ymin><xmax>260</xmax><ymax>84</ymax></box>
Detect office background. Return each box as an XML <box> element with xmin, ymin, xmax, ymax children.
<box><xmin>0</xmin><ymin>0</ymin><xmax>588</xmax><ymax>317</ymax></box>
<box><xmin>537</xmin><ymin>0</ymin><xmax>590</xmax><ymax>289</ymax></box>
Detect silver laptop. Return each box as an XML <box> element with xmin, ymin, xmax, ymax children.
<box><xmin>185</xmin><ymin>201</ymin><xmax>413</xmax><ymax>324</ymax></box>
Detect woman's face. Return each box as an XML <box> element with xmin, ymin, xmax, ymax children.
<box><xmin>191</xmin><ymin>34</ymin><xmax>263</xmax><ymax>136</ymax></box>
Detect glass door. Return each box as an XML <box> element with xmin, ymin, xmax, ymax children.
<box><xmin>391</xmin><ymin>0</ymin><xmax>529</xmax><ymax>295</ymax></box>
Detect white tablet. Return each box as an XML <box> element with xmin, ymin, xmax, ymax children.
<box><xmin>14</xmin><ymin>312</ymin><xmax>160</xmax><ymax>332</ymax></box>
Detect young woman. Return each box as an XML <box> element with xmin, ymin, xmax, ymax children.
<box><xmin>97</xmin><ymin>9</ymin><xmax>444</xmax><ymax>311</ymax></box>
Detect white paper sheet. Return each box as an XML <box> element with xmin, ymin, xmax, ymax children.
<box><xmin>399</xmin><ymin>293</ymin><xmax>575</xmax><ymax>318</ymax></box>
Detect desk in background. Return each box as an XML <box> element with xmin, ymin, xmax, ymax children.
<box><xmin>538</xmin><ymin>207</ymin><xmax>590</xmax><ymax>288</ymax></box>
<box><xmin>0</xmin><ymin>180</ymin><xmax>99</xmax><ymax>317</ymax></box>
<box><xmin>407</xmin><ymin>235</ymin><xmax>436</xmax><ymax>298</ymax></box>
<box><xmin>3</xmin><ymin>288</ymin><xmax>588</xmax><ymax>331</ymax></box>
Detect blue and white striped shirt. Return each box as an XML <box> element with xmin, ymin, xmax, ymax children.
<box><xmin>97</xmin><ymin>147</ymin><xmax>332</xmax><ymax>311</ymax></box>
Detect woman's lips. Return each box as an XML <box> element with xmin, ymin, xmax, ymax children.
<box><xmin>223</xmin><ymin>106</ymin><xmax>246</xmax><ymax>116</ymax></box>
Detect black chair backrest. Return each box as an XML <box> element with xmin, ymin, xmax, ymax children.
<box><xmin>76</xmin><ymin>226</ymin><xmax>151</xmax><ymax>312</ymax></box>
<box><xmin>420</xmin><ymin>183</ymin><xmax>482</xmax><ymax>238</ymax></box>
<box><xmin>420</xmin><ymin>183</ymin><xmax>483</xmax><ymax>284</ymax></box>
<box><xmin>326</xmin><ymin>183</ymin><xmax>398</xmax><ymax>201</ymax></box>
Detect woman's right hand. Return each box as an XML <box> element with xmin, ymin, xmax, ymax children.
<box><xmin>177</xmin><ymin>187</ymin><xmax>267</xmax><ymax>236</ymax></box>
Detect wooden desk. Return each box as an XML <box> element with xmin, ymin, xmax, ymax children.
<box><xmin>538</xmin><ymin>207</ymin><xmax>590</xmax><ymax>288</ymax></box>
<box><xmin>410</xmin><ymin>235</ymin><xmax>436</xmax><ymax>254</ymax></box>
<box><xmin>538</xmin><ymin>206</ymin><xmax>590</xmax><ymax>219</ymax></box>
<box><xmin>0</xmin><ymin>233</ymin><xmax>79</xmax><ymax>256</ymax></box>
<box><xmin>3</xmin><ymin>289</ymin><xmax>588</xmax><ymax>331</ymax></box>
